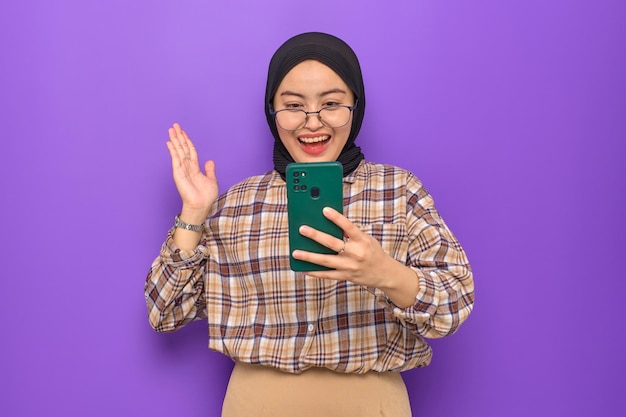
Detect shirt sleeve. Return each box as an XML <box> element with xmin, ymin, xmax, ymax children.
<box><xmin>391</xmin><ymin>174</ymin><xmax>475</xmax><ymax>339</ymax></box>
<box><xmin>144</xmin><ymin>228</ymin><xmax>209</xmax><ymax>332</ymax></box>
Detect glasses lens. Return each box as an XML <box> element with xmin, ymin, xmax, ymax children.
<box><xmin>275</xmin><ymin>110</ymin><xmax>306</xmax><ymax>131</ymax></box>
<box><xmin>319</xmin><ymin>106</ymin><xmax>351</xmax><ymax>128</ymax></box>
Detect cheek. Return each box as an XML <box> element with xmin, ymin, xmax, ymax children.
<box><xmin>336</xmin><ymin>125</ymin><xmax>352</xmax><ymax>147</ymax></box>
<box><xmin>277</xmin><ymin>129</ymin><xmax>294</xmax><ymax>148</ymax></box>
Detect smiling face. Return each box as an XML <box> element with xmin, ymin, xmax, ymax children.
<box><xmin>272</xmin><ymin>60</ymin><xmax>355</xmax><ymax>163</ymax></box>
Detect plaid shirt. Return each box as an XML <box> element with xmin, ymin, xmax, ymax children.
<box><xmin>145</xmin><ymin>161</ymin><xmax>474</xmax><ymax>374</ymax></box>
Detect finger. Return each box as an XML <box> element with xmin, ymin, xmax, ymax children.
<box><xmin>172</xmin><ymin>123</ymin><xmax>192</xmax><ymax>160</ymax></box>
<box><xmin>181</xmin><ymin>128</ymin><xmax>199</xmax><ymax>162</ymax></box>
<box><xmin>204</xmin><ymin>160</ymin><xmax>217</xmax><ymax>181</ymax></box>
<box><xmin>168</xmin><ymin>126</ymin><xmax>184</xmax><ymax>160</ymax></box>
<box><xmin>168</xmin><ymin>126</ymin><xmax>199</xmax><ymax>175</ymax></box>
<box><xmin>299</xmin><ymin>225</ymin><xmax>345</xmax><ymax>253</ymax></box>
<box><xmin>292</xmin><ymin>250</ymin><xmax>345</xmax><ymax>271</ymax></box>
<box><xmin>167</xmin><ymin>131</ymin><xmax>187</xmax><ymax>167</ymax></box>
<box><xmin>291</xmin><ymin>250</ymin><xmax>356</xmax><ymax>280</ymax></box>
<box><xmin>167</xmin><ymin>141</ymin><xmax>194</xmax><ymax>179</ymax></box>
<box><xmin>322</xmin><ymin>207</ymin><xmax>363</xmax><ymax>241</ymax></box>
<box><xmin>166</xmin><ymin>140</ymin><xmax>180</xmax><ymax>166</ymax></box>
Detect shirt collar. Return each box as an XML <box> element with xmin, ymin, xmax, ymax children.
<box><xmin>268</xmin><ymin>160</ymin><xmax>365</xmax><ymax>188</ymax></box>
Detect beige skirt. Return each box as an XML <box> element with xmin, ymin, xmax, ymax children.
<box><xmin>221</xmin><ymin>362</ymin><xmax>412</xmax><ymax>417</ymax></box>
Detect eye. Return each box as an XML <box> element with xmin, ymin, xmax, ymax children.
<box><xmin>323</xmin><ymin>101</ymin><xmax>340</xmax><ymax>108</ymax></box>
<box><xmin>285</xmin><ymin>103</ymin><xmax>304</xmax><ymax>109</ymax></box>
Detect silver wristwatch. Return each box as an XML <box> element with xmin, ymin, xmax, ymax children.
<box><xmin>174</xmin><ymin>214</ymin><xmax>205</xmax><ymax>232</ymax></box>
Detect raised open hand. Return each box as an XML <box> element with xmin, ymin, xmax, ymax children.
<box><xmin>166</xmin><ymin>123</ymin><xmax>218</xmax><ymax>222</ymax></box>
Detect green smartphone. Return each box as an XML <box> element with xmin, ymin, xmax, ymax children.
<box><xmin>286</xmin><ymin>161</ymin><xmax>344</xmax><ymax>271</ymax></box>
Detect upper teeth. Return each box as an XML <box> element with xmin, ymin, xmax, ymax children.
<box><xmin>299</xmin><ymin>135</ymin><xmax>329</xmax><ymax>143</ymax></box>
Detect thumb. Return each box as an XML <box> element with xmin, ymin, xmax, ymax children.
<box><xmin>204</xmin><ymin>160</ymin><xmax>217</xmax><ymax>181</ymax></box>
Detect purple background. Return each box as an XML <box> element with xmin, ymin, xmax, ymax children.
<box><xmin>1</xmin><ymin>1</ymin><xmax>624</xmax><ymax>416</ymax></box>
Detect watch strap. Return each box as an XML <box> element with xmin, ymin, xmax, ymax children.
<box><xmin>174</xmin><ymin>214</ymin><xmax>205</xmax><ymax>232</ymax></box>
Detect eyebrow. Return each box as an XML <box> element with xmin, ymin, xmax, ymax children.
<box><xmin>279</xmin><ymin>88</ymin><xmax>348</xmax><ymax>98</ymax></box>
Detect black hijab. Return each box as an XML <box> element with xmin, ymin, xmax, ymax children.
<box><xmin>265</xmin><ymin>32</ymin><xmax>365</xmax><ymax>179</ymax></box>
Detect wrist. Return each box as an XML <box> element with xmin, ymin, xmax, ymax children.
<box><xmin>375</xmin><ymin>255</ymin><xmax>404</xmax><ymax>290</ymax></box>
<box><xmin>377</xmin><ymin>258</ymin><xmax>420</xmax><ymax>309</ymax></box>
<box><xmin>179</xmin><ymin>207</ymin><xmax>209</xmax><ymax>225</ymax></box>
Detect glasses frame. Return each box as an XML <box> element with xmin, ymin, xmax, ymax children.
<box><xmin>269</xmin><ymin>100</ymin><xmax>358</xmax><ymax>132</ymax></box>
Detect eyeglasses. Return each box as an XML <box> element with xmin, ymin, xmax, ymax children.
<box><xmin>270</xmin><ymin>101</ymin><xmax>358</xmax><ymax>131</ymax></box>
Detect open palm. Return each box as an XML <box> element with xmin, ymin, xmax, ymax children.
<box><xmin>166</xmin><ymin>123</ymin><xmax>218</xmax><ymax>215</ymax></box>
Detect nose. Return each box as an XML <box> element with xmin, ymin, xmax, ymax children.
<box><xmin>303</xmin><ymin>111</ymin><xmax>324</xmax><ymax>130</ymax></box>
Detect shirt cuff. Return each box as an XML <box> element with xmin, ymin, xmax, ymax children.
<box><xmin>159</xmin><ymin>227</ymin><xmax>210</xmax><ymax>267</ymax></box>
<box><xmin>390</xmin><ymin>267</ymin><xmax>437</xmax><ymax>325</ymax></box>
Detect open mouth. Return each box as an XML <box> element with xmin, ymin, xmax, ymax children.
<box><xmin>297</xmin><ymin>134</ymin><xmax>332</xmax><ymax>156</ymax></box>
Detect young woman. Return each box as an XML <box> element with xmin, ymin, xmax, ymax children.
<box><xmin>145</xmin><ymin>32</ymin><xmax>474</xmax><ymax>417</ymax></box>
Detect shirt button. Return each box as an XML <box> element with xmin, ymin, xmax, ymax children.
<box><xmin>307</xmin><ymin>323</ymin><xmax>315</xmax><ymax>332</ymax></box>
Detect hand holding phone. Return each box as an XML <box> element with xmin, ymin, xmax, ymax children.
<box><xmin>286</xmin><ymin>162</ymin><xmax>343</xmax><ymax>271</ymax></box>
